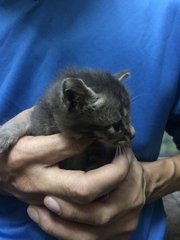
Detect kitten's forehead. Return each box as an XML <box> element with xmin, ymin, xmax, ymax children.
<box><xmin>92</xmin><ymin>89</ymin><xmax>130</xmax><ymax>125</ymax></box>
<box><xmin>90</xmin><ymin>101</ymin><xmax>122</xmax><ymax>125</ymax></box>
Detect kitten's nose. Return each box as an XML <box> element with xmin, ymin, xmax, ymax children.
<box><xmin>130</xmin><ymin>126</ymin><xmax>135</xmax><ymax>139</ymax></box>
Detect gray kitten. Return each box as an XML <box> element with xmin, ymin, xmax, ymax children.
<box><xmin>0</xmin><ymin>68</ymin><xmax>135</xmax><ymax>170</ymax></box>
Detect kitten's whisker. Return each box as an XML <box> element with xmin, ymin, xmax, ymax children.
<box><xmin>115</xmin><ymin>145</ymin><xmax>122</xmax><ymax>157</ymax></box>
<box><xmin>131</xmin><ymin>96</ymin><xmax>139</xmax><ymax>102</ymax></box>
<box><xmin>131</xmin><ymin>94</ymin><xmax>147</xmax><ymax>103</ymax></box>
<box><xmin>118</xmin><ymin>145</ymin><xmax>120</xmax><ymax>156</ymax></box>
<box><xmin>115</xmin><ymin>146</ymin><xmax>119</xmax><ymax>157</ymax></box>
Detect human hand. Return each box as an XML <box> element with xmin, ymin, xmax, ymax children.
<box><xmin>0</xmin><ymin>109</ymin><xmax>90</xmax><ymax>203</ymax></box>
<box><xmin>27</xmin><ymin>150</ymin><xmax>146</xmax><ymax>240</ymax></box>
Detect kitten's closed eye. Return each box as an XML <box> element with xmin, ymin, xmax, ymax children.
<box><xmin>112</xmin><ymin>121</ymin><xmax>121</xmax><ymax>132</ymax></box>
<box><xmin>106</xmin><ymin>120</ymin><xmax>121</xmax><ymax>133</ymax></box>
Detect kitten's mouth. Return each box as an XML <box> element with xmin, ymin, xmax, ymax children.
<box><xmin>106</xmin><ymin>131</ymin><xmax>134</xmax><ymax>147</ymax></box>
<box><xmin>102</xmin><ymin>139</ymin><xmax>131</xmax><ymax>148</ymax></box>
<box><xmin>96</xmin><ymin>126</ymin><xmax>135</xmax><ymax>147</ymax></box>
<box><xmin>117</xmin><ymin>140</ymin><xmax>131</xmax><ymax>148</ymax></box>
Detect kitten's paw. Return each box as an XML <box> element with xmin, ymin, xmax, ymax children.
<box><xmin>0</xmin><ymin>134</ymin><xmax>13</xmax><ymax>153</ymax></box>
<box><xmin>0</xmin><ymin>120</ymin><xmax>29</xmax><ymax>154</ymax></box>
<box><xmin>0</xmin><ymin>132</ymin><xmax>16</xmax><ymax>153</ymax></box>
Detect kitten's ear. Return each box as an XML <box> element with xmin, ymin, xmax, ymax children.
<box><xmin>115</xmin><ymin>71</ymin><xmax>130</xmax><ymax>82</ymax></box>
<box><xmin>61</xmin><ymin>77</ymin><xmax>97</xmax><ymax>111</ymax></box>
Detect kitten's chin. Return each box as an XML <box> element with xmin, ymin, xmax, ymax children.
<box><xmin>101</xmin><ymin>139</ymin><xmax>131</xmax><ymax>148</ymax></box>
<box><xmin>117</xmin><ymin>141</ymin><xmax>131</xmax><ymax>149</ymax></box>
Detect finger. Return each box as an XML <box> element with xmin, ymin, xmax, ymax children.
<box><xmin>27</xmin><ymin>206</ymin><xmax>135</xmax><ymax>240</ymax></box>
<box><xmin>27</xmin><ymin>206</ymin><xmax>104</xmax><ymax>240</ymax></box>
<box><xmin>8</xmin><ymin>153</ymin><xmax>128</xmax><ymax>205</ymax></box>
<box><xmin>42</xmin><ymin>154</ymin><xmax>130</xmax><ymax>203</ymax></box>
<box><xmin>8</xmin><ymin>134</ymin><xmax>90</xmax><ymax>167</ymax></box>
<box><xmin>43</xmin><ymin>186</ymin><xmax>139</xmax><ymax>227</ymax></box>
<box><xmin>9</xmin><ymin>150</ymin><xmax>130</xmax><ymax>204</ymax></box>
<box><xmin>44</xmin><ymin>196</ymin><xmax>114</xmax><ymax>226</ymax></box>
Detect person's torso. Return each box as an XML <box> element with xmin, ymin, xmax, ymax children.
<box><xmin>0</xmin><ymin>1</ymin><xmax>179</xmax><ymax>239</ymax></box>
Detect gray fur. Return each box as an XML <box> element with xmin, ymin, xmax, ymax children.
<box><xmin>0</xmin><ymin>68</ymin><xmax>134</xmax><ymax>170</ymax></box>
<box><xmin>0</xmin><ymin>120</ymin><xmax>30</xmax><ymax>153</ymax></box>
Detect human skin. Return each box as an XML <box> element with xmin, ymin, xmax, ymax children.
<box><xmin>0</xmin><ymin>109</ymin><xmax>180</xmax><ymax>240</ymax></box>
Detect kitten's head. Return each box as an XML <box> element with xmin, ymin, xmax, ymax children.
<box><xmin>60</xmin><ymin>69</ymin><xmax>135</xmax><ymax>147</ymax></box>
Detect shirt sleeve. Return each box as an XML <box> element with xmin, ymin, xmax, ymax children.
<box><xmin>166</xmin><ymin>88</ymin><xmax>180</xmax><ymax>150</ymax></box>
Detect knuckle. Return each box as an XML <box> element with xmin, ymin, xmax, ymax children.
<box><xmin>73</xmin><ymin>182</ymin><xmax>93</xmax><ymax>204</ymax></box>
<box><xmin>66</xmin><ymin>208</ymin><xmax>80</xmax><ymax>222</ymax></box>
<box><xmin>8</xmin><ymin>148</ymin><xmax>27</xmax><ymax>170</ymax></box>
<box><xmin>131</xmin><ymin>219</ymin><xmax>139</xmax><ymax>231</ymax></box>
<box><xmin>13</xmin><ymin>176</ymin><xmax>36</xmax><ymax>194</ymax></box>
<box><xmin>135</xmin><ymin>193</ymin><xmax>145</xmax><ymax>210</ymax></box>
<box><xmin>126</xmin><ymin>217</ymin><xmax>139</xmax><ymax>232</ymax></box>
<box><xmin>40</xmin><ymin>220</ymin><xmax>55</xmax><ymax>236</ymax></box>
<box><xmin>97</xmin><ymin>212</ymin><xmax>112</xmax><ymax>226</ymax></box>
<box><xmin>131</xmin><ymin>190</ymin><xmax>145</xmax><ymax>211</ymax></box>
<box><xmin>44</xmin><ymin>225</ymin><xmax>53</xmax><ymax>236</ymax></box>
<box><xmin>15</xmin><ymin>181</ymin><xmax>32</xmax><ymax>194</ymax></box>
<box><xmin>119</xmin><ymin>168</ymin><xmax>129</xmax><ymax>181</ymax></box>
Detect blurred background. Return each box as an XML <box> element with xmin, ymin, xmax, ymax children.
<box><xmin>160</xmin><ymin>133</ymin><xmax>180</xmax><ymax>240</ymax></box>
<box><xmin>160</xmin><ymin>132</ymin><xmax>179</xmax><ymax>157</ymax></box>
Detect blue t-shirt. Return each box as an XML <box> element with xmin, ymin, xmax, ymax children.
<box><xmin>0</xmin><ymin>1</ymin><xmax>179</xmax><ymax>239</ymax></box>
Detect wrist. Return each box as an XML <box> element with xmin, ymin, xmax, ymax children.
<box><xmin>141</xmin><ymin>155</ymin><xmax>180</xmax><ymax>203</ymax></box>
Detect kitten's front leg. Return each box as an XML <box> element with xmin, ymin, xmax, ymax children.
<box><xmin>0</xmin><ymin>119</ymin><xmax>30</xmax><ymax>153</ymax></box>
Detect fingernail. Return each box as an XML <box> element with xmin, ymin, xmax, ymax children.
<box><xmin>27</xmin><ymin>207</ymin><xmax>39</xmax><ymax>223</ymax></box>
<box><xmin>44</xmin><ymin>196</ymin><xmax>60</xmax><ymax>213</ymax></box>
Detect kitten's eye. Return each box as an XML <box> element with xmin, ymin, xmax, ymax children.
<box><xmin>106</xmin><ymin>120</ymin><xmax>121</xmax><ymax>132</ymax></box>
<box><xmin>112</xmin><ymin>121</ymin><xmax>121</xmax><ymax>132</ymax></box>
